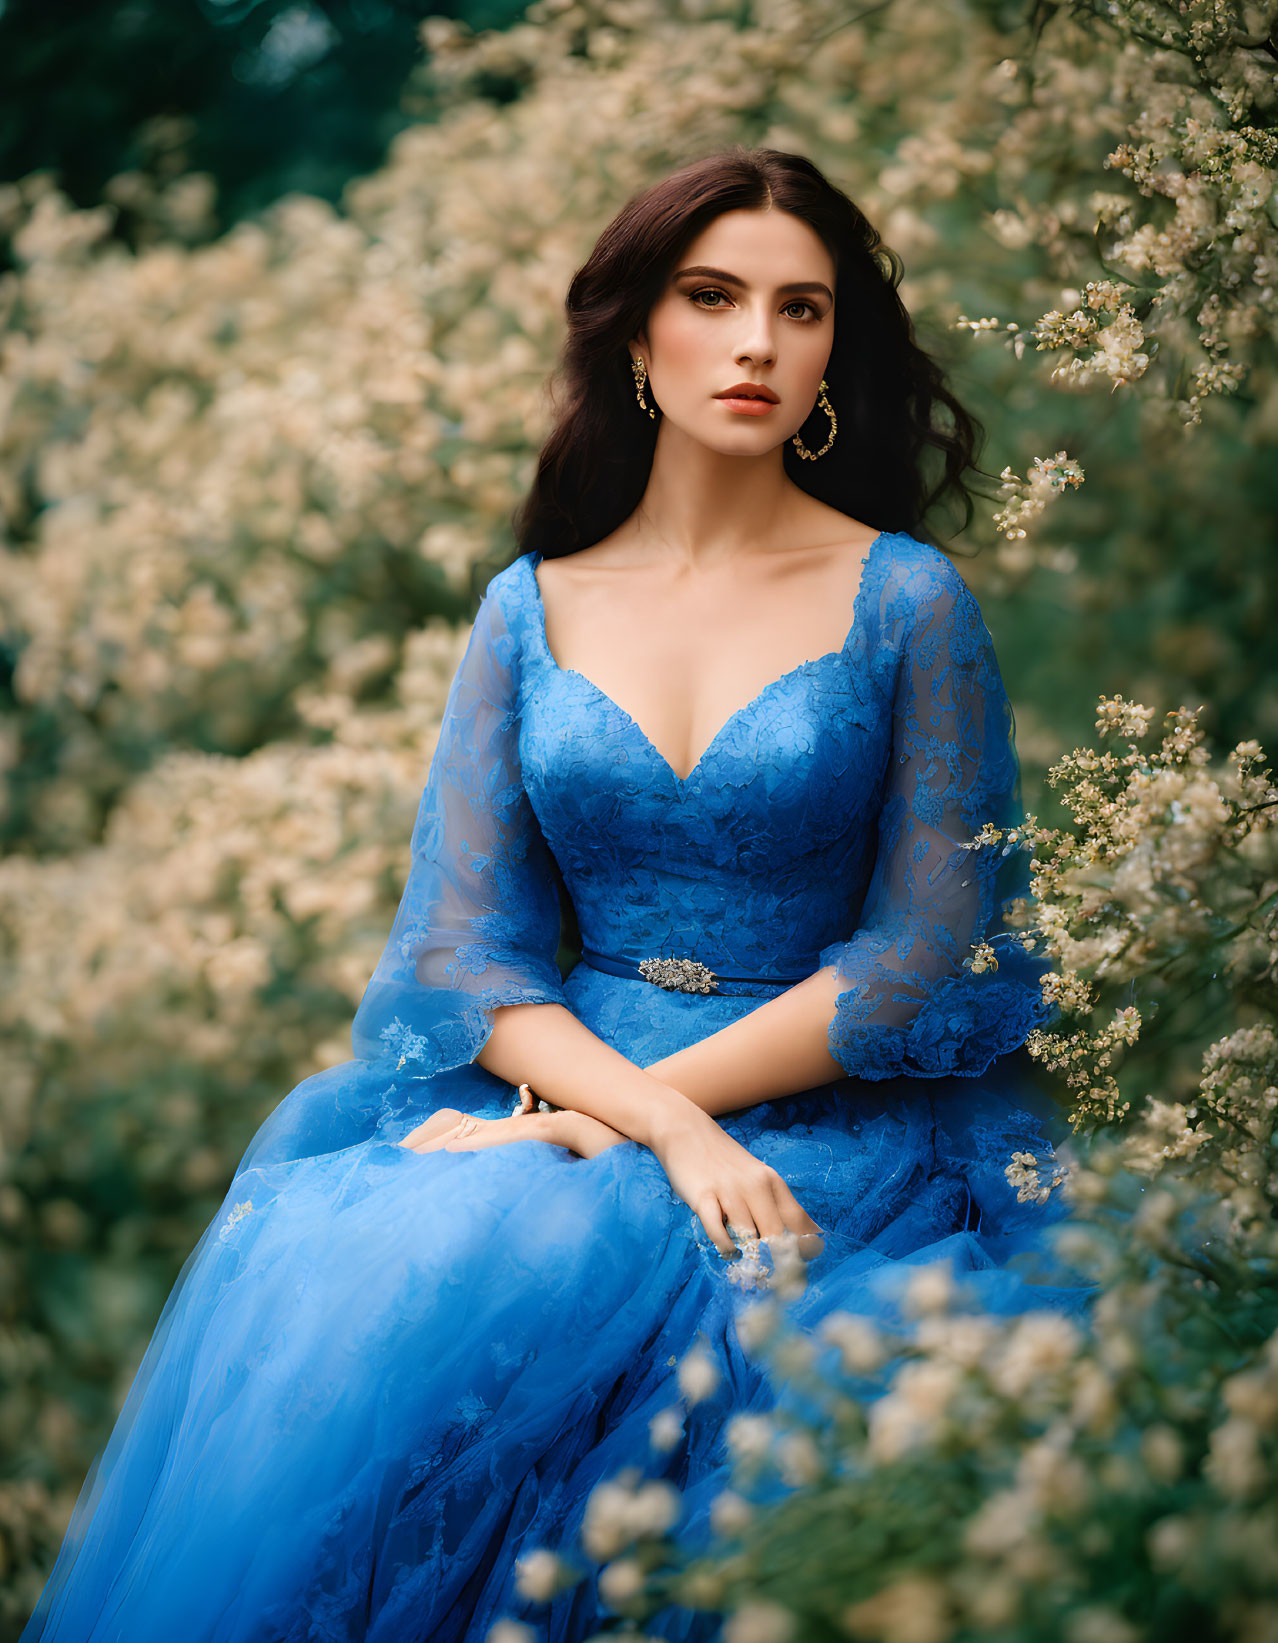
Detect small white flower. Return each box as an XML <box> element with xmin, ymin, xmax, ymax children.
<box><xmin>894</xmin><ymin>1358</ymin><xmax>961</xmax><ymax>1422</ymax></box>
<box><xmin>775</xmin><ymin>1429</ymin><xmax>823</xmax><ymax>1486</ymax></box>
<box><xmin>723</xmin><ymin>1599</ymin><xmax>796</xmax><ymax>1643</ymax></box>
<box><xmin>725</xmin><ymin>1413</ymin><xmax>774</xmax><ymax>1462</ymax></box>
<box><xmin>818</xmin><ymin>1310</ymin><xmax>887</xmax><ymax>1373</ymax></box>
<box><xmin>513</xmin><ymin>1548</ymin><xmax>570</xmax><ymax>1602</ymax></box>
<box><xmin>580</xmin><ymin>1474</ymin><xmax>680</xmax><ymax>1558</ymax></box>
<box><xmin>915</xmin><ymin>1313</ymin><xmax>998</xmax><ymax>1369</ymax></box>
<box><xmin>648</xmin><ymin>1406</ymin><xmax>684</xmax><ymax>1453</ymax></box>
<box><xmin>1146</xmin><ymin>1514</ymin><xmax>1195</xmax><ymax>1570</ymax></box>
<box><xmin>964</xmin><ymin>1487</ymin><xmax>1038</xmax><ymax>1557</ymax></box>
<box><xmin>1205</xmin><ymin>1415</ymin><xmax>1265</xmax><ymax>1500</ymax></box>
<box><xmin>866</xmin><ymin>1393</ymin><xmax>924</xmax><ymax>1463</ymax></box>
<box><xmin>581</xmin><ymin>1480</ymin><xmax>634</xmax><ymax>1561</ymax></box>
<box><xmin>709</xmin><ymin>1488</ymin><xmax>754</xmax><ymax>1538</ymax></box>
<box><xmin>903</xmin><ymin>1259</ymin><xmax>955</xmax><ymax>1317</ymax></box>
<box><xmin>990</xmin><ymin>1311</ymin><xmax>1082</xmax><ymax>1398</ymax></box>
<box><xmin>628</xmin><ymin>1479</ymin><xmax>680</xmax><ymax>1539</ymax></box>
<box><xmin>677</xmin><ymin>1344</ymin><xmax>720</xmax><ymax>1405</ymax></box>
<box><xmin>1064</xmin><ymin>1605</ymin><xmax>1141</xmax><ymax>1643</ymax></box>
<box><xmin>734</xmin><ymin>1297</ymin><xmax>781</xmax><ymax>1353</ymax></box>
<box><xmin>485</xmin><ymin>1623</ymin><xmax>536</xmax><ymax>1643</ymax></box>
<box><xmin>1140</xmin><ymin>1425</ymin><xmax>1184</xmax><ymax>1486</ymax></box>
<box><xmin>768</xmin><ymin>1231</ymin><xmax>809</xmax><ymax>1299</ymax></box>
<box><xmin>598</xmin><ymin>1557</ymin><xmax>646</xmax><ymax>1607</ymax></box>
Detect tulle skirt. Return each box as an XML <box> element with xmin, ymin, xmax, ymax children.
<box><xmin>22</xmin><ymin>963</ymin><xmax>1087</xmax><ymax>1643</ymax></box>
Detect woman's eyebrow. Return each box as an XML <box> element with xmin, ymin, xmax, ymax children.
<box><xmin>673</xmin><ymin>264</ymin><xmax>834</xmax><ymax>302</ymax></box>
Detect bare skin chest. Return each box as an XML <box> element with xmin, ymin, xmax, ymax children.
<box><xmin>534</xmin><ymin>505</ymin><xmax>881</xmax><ymax>783</ymax></box>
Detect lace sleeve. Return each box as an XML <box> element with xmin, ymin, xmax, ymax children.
<box><xmin>350</xmin><ymin>577</ymin><xmax>568</xmax><ymax>1074</ymax></box>
<box><xmin>820</xmin><ymin>556</ymin><xmax>1055</xmax><ymax>1081</ymax></box>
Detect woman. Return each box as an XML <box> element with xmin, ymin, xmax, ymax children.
<box><xmin>23</xmin><ymin>147</ymin><xmax>1082</xmax><ymax>1643</ymax></box>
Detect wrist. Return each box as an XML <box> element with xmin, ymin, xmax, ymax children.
<box><xmin>540</xmin><ymin>1108</ymin><xmax>580</xmax><ymax>1149</ymax></box>
<box><xmin>637</xmin><ymin>1080</ymin><xmax>708</xmax><ymax>1152</ymax></box>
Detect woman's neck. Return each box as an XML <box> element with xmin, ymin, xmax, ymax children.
<box><xmin>628</xmin><ymin>421</ymin><xmax>807</xmax><ymax>569</ymax></box>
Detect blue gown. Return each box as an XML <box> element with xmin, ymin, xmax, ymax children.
<box><xmin>22</xmin><ymin>529</ymin><xmax>1083</xmax><ymax>1643</ymax></box>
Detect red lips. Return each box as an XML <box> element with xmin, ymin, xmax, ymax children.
<box><xmin>714</xmin><ymin>382</ymin><xmax>780</xmax><ymax>403</ymax></box>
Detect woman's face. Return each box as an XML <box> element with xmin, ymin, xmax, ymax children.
<box><xmin>633</xmin><ymin>206</ymin><xmax>836</xmax><ymax>457</ymax></box>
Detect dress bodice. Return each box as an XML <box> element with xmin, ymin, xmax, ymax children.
<box><xmin>513</xmin><ymin>535</ymin><xmax>896</xmax><ymax>978</ymax></box>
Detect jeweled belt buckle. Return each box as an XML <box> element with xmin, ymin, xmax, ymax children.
<box><xmin>637</xmin><ymin>956</ymin><xmax>720</xmax><ymax>994</ymax></box>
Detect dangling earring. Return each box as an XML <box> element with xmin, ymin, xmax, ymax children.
<box><xmin>631</xmin><ymin>355</ymin><xmax>656</xmax><ymax>420</ymax></box>
<box><xmin>791</xmin><ymin>379</ymin><xmax>837</xmax><ymax>460</ymax></box>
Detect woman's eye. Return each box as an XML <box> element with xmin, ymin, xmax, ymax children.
<box><xmin>690</xmin><ymin>288</ymin><xmax>818</xmax><ymax>321</ymax></box>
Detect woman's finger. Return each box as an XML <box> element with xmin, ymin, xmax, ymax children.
<box><xmin>767</xmin><ymin>1170</ymin><xmax>823</xmax><ymax>1236</ymax></box>
<box><xmin>697</xmin><ymin>1193</ymin><xmax>737</xmax><ymax>1259</ymax></box>
<box><xmin>765</xmin><ymin>1178</ymin><xmax>826</xmax><ymax>1260</ymax></box>
<box><xmin>720</xmin><ymin>1196</ymin><xmax>760</xmax><ymax>1250</ymax></box>
<box><xmin>442</xmin><ymin>1114</ymin><xmax>484</xmax><ymax>1150</ymax></box>
<box><xmin>399</xmin><ymin>1109</ymin><xmax>464</xmax><ymax>1151</ymax></box>
<box><xmin>738</xmin><ymin>1184</ymin><xmax>788</xmax><ymax>1244</ymax></box>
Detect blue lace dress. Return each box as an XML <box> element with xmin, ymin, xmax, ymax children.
<box><xmin>23</xmin><ymin>529</ymin><xmax>1082</xmax><ymax>1643</ymax></box>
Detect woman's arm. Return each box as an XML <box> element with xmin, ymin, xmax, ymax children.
<box><xmin>641</xmin><ymin>966</ymin><xmax>850</xmax><ymax>1116</ymax></box>
<box><xmin>476</xmin><ymin>963</ymin><xmax>848</xmax><ymax>1129</ymax></box>
<box><xmin>474</xmin><ymin>999</ymin><xmax>702</xmax><ymax>1149</ymax></box>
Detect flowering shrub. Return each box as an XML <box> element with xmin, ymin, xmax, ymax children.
<box><xmin>990</xmin><ymin>694</ymin><xmax>1276</xmax><ymax>1155</ymax></box>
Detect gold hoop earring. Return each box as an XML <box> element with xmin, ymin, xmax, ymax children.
<box><xmin>791</xmin><ymin>379</ymin><xmax>837</xmax><ymax>461</ymax></box>
<box><xmin>631</xmin><ymin>355</ymin><xmax>656</xmax><ymax>420</ymax></box>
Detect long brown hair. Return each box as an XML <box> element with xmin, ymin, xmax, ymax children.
<box><xmin>512</xmin><ymin>146</ymin><xmax>985</xmax><ymax>560</ymax></box>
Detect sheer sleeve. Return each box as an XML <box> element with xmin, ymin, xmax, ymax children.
<box><xmin>820</xmin><ymin>556</ymin><xmax>1055</xmax><ymax>1082</ymax></box>
<box><xmin>350</xmin><ymin>576</ymin><xmax>569</xmax><ymax>1074</ymax></box>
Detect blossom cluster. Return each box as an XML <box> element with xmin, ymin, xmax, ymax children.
<box><xmin>1008</xmin><ymin>696</ymin><xmax>1276</xmax><ymax>1153</ymax></box>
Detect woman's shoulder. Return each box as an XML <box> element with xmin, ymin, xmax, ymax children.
<box><xmin>878</xmin><ymin>532</ymin><xmax>1001</xmax><ymax>684</ymax></box>
<box><xmin>474</xmin><ymin>553</ymin><xmax>541</xmax><ymax>640</ymax></box>
<box><xmin>883</xmin><ymin>530</ymin><xmax>986</xmax><ymax>613</ymax></box>
<box><xmin>481</xmin><ymin>551</ymin><xmax>536</xmax><ymax>601</ymax></box>
<box><xmin>879</xmin><ymin>530</ymin><xmax>974</xmax><ymax>602</ymax></box>
<box><xmin>435</xmin><ymin>556</ymin><xmax>539</xmax><ymax>683</ymax></box>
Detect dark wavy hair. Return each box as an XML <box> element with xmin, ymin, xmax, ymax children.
<box><xmin>512</xmin><ymin>146</ymin><xmax>985</xmax><ymax>560</ymax></box>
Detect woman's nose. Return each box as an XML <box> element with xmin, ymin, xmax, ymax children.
<box><xmin>735</xmin><ymin>307</ymin><xmax>776</xmax><ymax>367</ymax></box>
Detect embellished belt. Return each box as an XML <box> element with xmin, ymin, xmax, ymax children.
<box><xmin>579</xmin><ymin>946</ymin><xmax>811</xmax><ymax>995</ymax></box>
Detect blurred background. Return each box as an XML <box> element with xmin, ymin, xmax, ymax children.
<box><xmin>1</xmin><ymin>0</ymin><xmax>1274</xmax><ymax>1630</ymax></box>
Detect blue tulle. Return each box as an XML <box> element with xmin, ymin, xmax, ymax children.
<box><xmin>23</xmin><ymin>531</ymin><xmax>1087</xmax><ymax>1643</ymax></box>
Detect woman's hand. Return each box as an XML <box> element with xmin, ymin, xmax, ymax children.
<box><xmin>399</xmin><ymin>1106</ymin><xmax>628</xmax><ymax>1158</ymax></box>
<box><xmin>399</xmin><ymin>1094</ymin><xmax>824</xmax><ymax>1267</ymax></box>
<box><xmin>648</xmin><ymin>1102</ymin><xmax>825</xmax><ymax>1261</ymax></box>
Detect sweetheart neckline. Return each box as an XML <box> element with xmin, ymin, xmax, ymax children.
<box><xmin>520</xmin><ymin>530</ymin><xmax>888</xmax><ymax>787</ymax></box>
